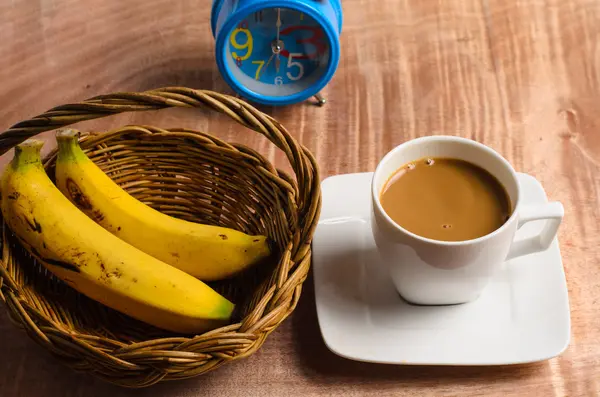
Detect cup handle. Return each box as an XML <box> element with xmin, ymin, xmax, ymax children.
<box><xmin>505</xmin><ymin>202</ymin><xmax>564</xmax><ymax>261</ymax></box>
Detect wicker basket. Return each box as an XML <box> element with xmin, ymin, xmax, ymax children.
<box><xmin>0</xmin><ymin>87</ymin><xmax>321</xmax><ymax>388</ymax></box>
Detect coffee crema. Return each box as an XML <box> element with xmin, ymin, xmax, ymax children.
<box><xmin>380</xmin><ymin>157</ymin><xmax>512</xmax><ymax>242</ymax></box>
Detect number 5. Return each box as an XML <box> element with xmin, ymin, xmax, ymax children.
<box><xmin>286</xmin><ymin>53</ymin><xmax>304</xmax><ymax>81</ymax></box>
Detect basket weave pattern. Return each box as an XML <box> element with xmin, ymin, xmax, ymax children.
<box><xmin>0</xmin><ymin>88</ymin><xmax>321</xmax><ymax>387</ymax></box>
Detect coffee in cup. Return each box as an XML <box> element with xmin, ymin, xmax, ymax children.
<box><xmin>380</xmin><ymin>157</ymin><xmax>511</xmax><ymax>242</ymax></box>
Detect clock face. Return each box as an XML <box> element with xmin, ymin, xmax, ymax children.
<box><xmin>225</xmin><ymin>7</ymin><xmax>331</xmax><ymax>98</ymax></box>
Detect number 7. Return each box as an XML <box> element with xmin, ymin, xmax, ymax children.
<box><xmin>252</xmin><ymin>60</ymin><xmax>265</xmax><ymax>80</ymax></box>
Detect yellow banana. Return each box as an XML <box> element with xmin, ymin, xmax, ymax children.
<box><xmin>55</xmin><ymin>129</ymin><xmax>271</xmax><ymax>281</ymax></box>
<box><xmin>1</xmin><ymin>139</ymin><xmax>234</xmax><ymax>334</ymax></box>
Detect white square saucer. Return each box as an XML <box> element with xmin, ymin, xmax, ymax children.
<box><xmin>313</xmin><ymin>172</ymin><xmax>570</xmax><ymax>365</ymax></box>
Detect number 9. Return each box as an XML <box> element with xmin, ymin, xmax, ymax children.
<box><xmin>230</xmin><ymin>28</ymin><xmax>253</xmax><ymax>61</ymax></box>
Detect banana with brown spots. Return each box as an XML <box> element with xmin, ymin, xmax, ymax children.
<box><xmin>1</xmin><ymin>139</ymin><xmax>234</xmax><ymax>334</ymax></box>
<box><xmin>55</xmin><ymin>129</ymin><xmax>271</xmax><ymax>281</ymax></box>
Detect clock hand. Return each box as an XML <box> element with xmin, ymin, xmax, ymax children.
<box><xmin>258</xmin><ymin>52</ymin><xmax>275</xmax><ymax>81</ymax></box>
<box><xmin>275</xmin><ymin>8</ymin><xmax>282</xmax><ymax>73</ymax></box>
<box><xmin>276</xmin><ymin>8</ymin><xmax>282</xmax><ymax>43</ymax></box>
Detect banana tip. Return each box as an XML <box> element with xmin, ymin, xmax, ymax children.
<box><xmin>12</xmin><ymin>139</ymin><xmax>44</xmax><ymax>166</ymax></box>
<box><xmin>18</xmin><ymin>139</ymin><xmax>45</xmax><ymax>149</ymax></box>
<box><xmin>15</xmin><ymin>139</ymin><xmax>44</xmax><ymax>157</ymax></box>
<box><xmin>56</xmin><ymin>129</ymin><xmax>80</xmax><ymax>140</ymax></box>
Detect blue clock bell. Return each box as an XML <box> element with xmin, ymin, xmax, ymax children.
<box><xmin>211</xmin><ymin>0</ymin><xmax>343</xmax><ymax>106</ymax></box>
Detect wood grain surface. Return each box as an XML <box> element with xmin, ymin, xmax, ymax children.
<box><xmin>1</xmin><ymin>0</ymin><xmax>599</xmax><ymax>395</ymax></box>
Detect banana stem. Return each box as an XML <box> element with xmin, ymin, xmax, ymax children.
<box><xmin>56</xmin><ymin>129</ymin><xmax>85</xmax><ymax>162</ymax></box>
<box><xmin>12</xmin><ymin>139</ymin><xmax>44</xmax><ymax>169</ymax></box>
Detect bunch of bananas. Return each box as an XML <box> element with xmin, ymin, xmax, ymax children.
<box><xmin>1</xmin><ymin>130</ymin><xmax>271</xmax><ymax>334</ymax></box>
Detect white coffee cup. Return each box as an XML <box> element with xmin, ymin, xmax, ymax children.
<box><xmin>371</xmin><ymin>136</ymin><xmax>564</xmax><ymax>305</ymax></box>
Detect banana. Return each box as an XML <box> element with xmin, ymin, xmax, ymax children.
<box><xmin>54</xmin><ymin>129</ymin><xmax>271</xmax><ymax>281</ymax></box>
<box><xmin>1</xmin><ymin>139</ymin><xmax>235</xmax><ymax>334</ymax></box>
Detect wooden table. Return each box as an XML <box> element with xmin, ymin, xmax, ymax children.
<box><xmin>1</xmin><ymin>0</ymin><xmax>598</xmax><ymax>395</ymax></box>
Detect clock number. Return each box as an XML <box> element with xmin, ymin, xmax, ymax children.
<box><xmin>280</xmin><ymin>26</ymin><xmax>326</xmax><ymax>60</ymax></box>
<box><xmin>252</xmin><ymin>60</ymin><xmax>265</xmax><ymax>80</ymax></box>
<box><xmin>236</xmin><ymin>57</ymin><xmax>243</xmax><ymax>67</ymax></box>
<box><xmin>286</xmin><ymin>53</ymin><xmax>305</xmax><ymax>81</ymax></box>
<box><xmin>230</xmin><ymin>27</ymin><xmax>253</xmax><ymax>61</ymax></box>
<box><xmin>238</xmin><ymin>20</ymin><xmax>248</xmax><ymax>29</ymax></box>
<box><xmin>275</xmin><ymin>76</ymin><xmax>283</xmax><ymax>86</ymax></box>
<box><xmin>254</xmin><ymin>11</ymin><xmax>263</xmax><ymax>23</ymax></box>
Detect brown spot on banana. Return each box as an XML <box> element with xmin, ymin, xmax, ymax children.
<box><xmin>70</xmin><ymin>249</ymin><xmax>84</xmax><ymax>258</ymax></box>
<box><xmin>42</xmin><ymin>258</ymin><xmax>81</xmax><ymax>273</ymax></box>
<box><xmin>92</xmin><ymin>209</ymin><xmax>105</xmax><ymax>222</ymax></box>
<box><xmin>20</xmin><ymin>215</ymin><xmax>42</xmax><ymax>233</ymax></box>
<box><xmin>7</xmin><ymin>192</ymin><xmax>20</xmax><ymax>200</ymax></box>
<box><xmin>32</xmin><ymin>218</ymin><xmax>42</xmax><ymax>233</ymax></box>
<box><xmin>65</xmin><ymin>179</ymin><xmax>105</xmax><ymax>222</ymax></box>
<box><xmin>219</xmin><ymin>234</ymin><xmax>228</xmax><ymax>240</ymax></box>
<box><xmin>98</xmin><ymin>261</ymin><xmax>122</xmax><ymax>283</ymax></box>
<box><xmin>171</xmin><ymin>252</ymin><xmax>180</xmax><ymax>258</ymax></box>
<box><xmin>66</xmin><ymin>178</ymin><xmax>92</xmax><ymax>210</ymax></box>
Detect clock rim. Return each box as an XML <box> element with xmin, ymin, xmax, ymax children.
<box><xmin>211</xmin><ymin>0</ymin><xmax>343</xmax><ymax>37</ymax></box>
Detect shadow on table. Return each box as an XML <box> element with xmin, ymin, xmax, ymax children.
<box><xmin>291</xmin><ymin>269</ymin><xmax>548</xmax><ymax>386</ymax></box>
<box><xmin>125</xmin><ymin>52</ymin><xmax>318</xmax><ymax>117</ymax></box>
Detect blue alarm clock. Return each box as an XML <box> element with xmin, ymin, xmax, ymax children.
<box><xmin>211</xmin><ymin>0</ymin><xmax>343</xmax><ymax>106</ymax></box>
